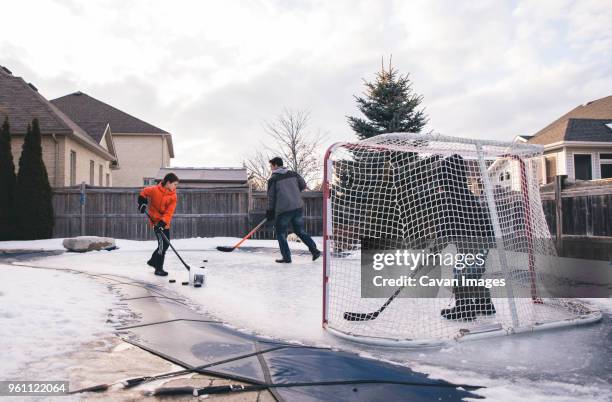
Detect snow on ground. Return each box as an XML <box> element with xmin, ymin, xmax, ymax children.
<box><xmin>0</xmin><ymin>264</ymin><xmax>121</xmax><ymax>379</ymax></box>
<box><xmin>2</xmin><ymin>237</ymin><xmax>610</xmax><ymax>401</ymax></box>
<box><xmin>0</xmin><ymin>238</ymin><xmax>65</xmax><ymax>251</ymax></box>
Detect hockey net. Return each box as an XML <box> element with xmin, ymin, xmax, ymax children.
<box><xmin>322</xmin><ymin>133</ymin><xmax>601</xmax><ymax>347</ymax></box>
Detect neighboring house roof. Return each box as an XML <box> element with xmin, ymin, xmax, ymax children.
<box><xmin>514</xmin><ymin>135</ymin><xmax>533</xmax><ymax>143</ymax></box>
<box><xmin>529</xmin><ymin>95</ymin><xmax>612</xmax><ymax>145</ymax></box>
<box><xmin>52</xmin><ymin>91</ymin><xmax>168</xmax><ymax>135</ymax></box>
<box><xmin>564</xmin><ymin>118</ymin><xmax>612</xmax><ymax>142</ymax></box>
<box><xmin>0</xmin><ymin>67</ymin><xmax>115</xmax><ymax>160</ymax></box>
<box><xmin>155</xmin><ymin>167</ymin><xmax>248</xmax><ymax>183</ymax></box>
<box><xmin>51</xmin><ymin>91</ymin><xmax>174</xmax><ymax>157</ymax></box>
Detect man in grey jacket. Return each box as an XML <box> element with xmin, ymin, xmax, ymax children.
<box><xmin>266</xmin><ymin>157</ymin><xmax>321</xmax><ymax>263</ymax></box>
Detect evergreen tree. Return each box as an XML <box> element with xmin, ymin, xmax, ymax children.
<box><xmin>14</xmin><ymin>119</ymin><xmax>54</xmax><ymax>239</ymax></box>
<box><xmin>0</xmin><ymin>117</ymin><xmax>17</xmax><ymax>239</ymax></box>
<box><xmin>348</xmin><ymin>59</ymin><xmax>428</xmax><ymax>139</ymax></box>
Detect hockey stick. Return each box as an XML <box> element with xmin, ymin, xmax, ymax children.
<box><xmin>153</xmin><ymin>379</ymin><xmax>482</xmax><ymax>396</ymax></box>
<box><xmin>216</xmin><ymin>218</ymin><xmax>267</xmax><ymax>252</ymax></box>
<box><xmin>145</xmin><ymin>210</ymin><xmax>190</xmax><ymax>271</ymax></box>
<box><xmin>343</xmin><ymin>242</ymin><xmax>434</xmax><ymax>322</ymax></box>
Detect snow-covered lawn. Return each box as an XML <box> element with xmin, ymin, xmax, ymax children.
<box><xmin>0</xmin><ymin>264</ymin><xmax>121</xmax><ymax>379</ymax></box>
<box><xmin>1</xmin><ymin>237</ymin><xmax>610</xmax><ymax>401</ymax></box>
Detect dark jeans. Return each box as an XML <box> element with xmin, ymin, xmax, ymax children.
<box><xmin>275</xmin><ymin>208</ymin><xmax>318</xmax><ymax>262</ymax></box>
<box><xmin>150</xmin><ymin>228</ymin><xmax>170</xmax><ymax>270</ymax></box>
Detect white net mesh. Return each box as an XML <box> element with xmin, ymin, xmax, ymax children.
<box><xmin>323</xmin><ymin>133</ymin><xmax>600</xmax><ymax>346</ymax></box>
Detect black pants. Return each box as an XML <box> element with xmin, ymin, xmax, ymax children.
<box><xmin>453</xmin><ymin>248</ymin><xmax>491</xmax><ymax>301</ymax></box>
<box><xmin>150</xmin><ymin>228</ymin><xmax>170</xmax><ymax>270</ymax></box>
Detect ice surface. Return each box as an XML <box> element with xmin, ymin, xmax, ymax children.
<box><xmin>1</xmin><ymin>237</ymin><xmax>610</xmax><ymax>401</ymax></box>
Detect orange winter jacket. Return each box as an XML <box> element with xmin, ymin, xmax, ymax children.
<box><xmin>140</xmin><ymin>184</ymin><xmax>177</xmax><ymax>228</ymax></box>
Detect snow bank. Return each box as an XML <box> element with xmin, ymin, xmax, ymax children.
<box><xmin>0</xmin><ymin>238</ymin><xmax>65</xmax><ymax>251</ymax></box>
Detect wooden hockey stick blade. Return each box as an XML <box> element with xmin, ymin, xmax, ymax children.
<box><xmin>216</xmin><ymin>218</ymin><xmax>267</xmax><ymax>253</ymax></box>
<box><xmin>342</xmin><ymin>243</ymin><xmax>434</xmax><ymax>322</ymax></box>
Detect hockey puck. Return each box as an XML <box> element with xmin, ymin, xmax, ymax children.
<box><xmin>169</xmin><ymin>279</ymin><xmax>176</xmax><ymax>283</ymax></box>
<box><xmin>202</xmin><ymin>260</ymin><xmax>208</xmax><ymax>263</ymax></box>
<box><xmin>194</xmin><ymin>284</ymin><xmax>202</xmax><ymax>288</ymax></box>
<box><xmin>181</xmin><ymin>281</ymin><xmax>189</xmax><ymax>286</ymax></box>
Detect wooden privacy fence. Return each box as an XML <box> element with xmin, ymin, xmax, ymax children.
<box><xmin>52</xmin><ymin>184</ymin><xmax>323</xmax><ymax>240</ymax></box>
<box><xmin>53</xmin><ymin>179</ymin><xmax>612</xmax><ymax>259</ymax></box>
<box><xmin>541</xmin><ymin>177</ymin><xmax>612</xmax><ymax>260</ymax></box>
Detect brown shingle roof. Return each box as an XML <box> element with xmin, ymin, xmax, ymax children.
<box><xmin>529</xmin><ymin>95</ymin><xmax>612</xmax><ymax>145</ymax></box>
<box><xmin>0</xmin><ymin>67</ymin><xmax>115</xmax><ymax>161</ymax></box>
<box><xmin>0</xmin><ymin>68</ymin><xmax>76</xmax><ymax>135</ymax></box>
<box><xmin>51</xmin><ymin>92</ymin><xmax>169</xmax><ymax>140</ymax></box>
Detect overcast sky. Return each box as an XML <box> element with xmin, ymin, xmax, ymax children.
<box><xmin>1</xmin><ymin>0</ymin><xmax>611</xmax><ymax>167</ymax></box>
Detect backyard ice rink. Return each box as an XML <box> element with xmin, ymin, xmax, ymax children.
<box><xmin>0</xmin><ymin>237</ymin><xmax>610</xmax><ymax>401</ymax></box>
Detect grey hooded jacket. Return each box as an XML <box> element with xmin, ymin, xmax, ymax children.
<box><xmin>267</xmin><ymin>167</ymin><xmax>306</xmax><ymax>216</ymax></box>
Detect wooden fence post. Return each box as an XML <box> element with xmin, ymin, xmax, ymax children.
<box><xmin>80</xmin><ymin>182</ymin><xmax>86</xmax><ymax>236</ymax></box>
<box><xmin>554</xmin><ymin>175</ymin><xmax>566</xmax><ymax>255</ymax></box>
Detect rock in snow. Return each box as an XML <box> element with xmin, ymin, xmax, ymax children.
<box><xmin>63</xmin><ymin>236</ymin><xmax>116</xmax><ymax>252</ymax></box>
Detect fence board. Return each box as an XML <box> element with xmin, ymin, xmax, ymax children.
<box><xmin>52</xmin><ymin>182</ymin><xmax>612</xmax><ymax>243</ymax></box>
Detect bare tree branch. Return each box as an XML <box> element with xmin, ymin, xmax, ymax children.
<box><xmin>245</xmin><ymin>108</ymin><xmax>325</xmax><ymax>190</ymax></box>
<box><xmin>244</xmin><ymin>150</ymin><xmax>271</xmax><ymax>190</ymax></box>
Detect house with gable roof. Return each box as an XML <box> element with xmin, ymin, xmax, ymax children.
<box><xmin>51</xmin><ymin>91</ymin><xmax>174</xmax><ymax>187</ymax></box>
<box><xmin>0</xmin><ymin>66</ymin><xmax>117</xmax><ymax>187</ymax></box>
<box><xmin>516</xmin><ymin>95</ymin><xmax>612</xmax><ymax>184</ymax></box>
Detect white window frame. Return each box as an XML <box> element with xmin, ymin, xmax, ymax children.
<box><xmin>572</xmin><ymin>152</ymin><xmax>594</xmax><ymax>180</ymax></box>
<box><xmin>89</xmin><ymin>160</ymin><xmax>95</xmax><ymax>185</ymax></box>
<box><xmin>69</xmin><ymin>150</ymin><xmax>77</xmax><ymax>186</ymax></box>
<box><xmin>599</xmin><ymin>152</ymin><xmax>612</xmax><ymax>179</ymax></box>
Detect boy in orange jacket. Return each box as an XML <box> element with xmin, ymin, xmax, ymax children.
<box><xmin>138</xmin><ymin>173</ymin><xmax>179</xmax><ymax>276</ymax></box>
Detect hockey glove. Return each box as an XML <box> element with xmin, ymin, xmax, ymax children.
<box><xmin>137</xmin><ymin>195</ymin><xmax>148</xmax><ymax>213</ymax></box>
<box><xmin>155</xmin><ymin>220</ymin><xmax>167</xmax><ymax>232</ymax></box>
<box><xmin>266</xmin><ymin>209</ymin><xmax>275</xmax><ymax>221</ymax></box>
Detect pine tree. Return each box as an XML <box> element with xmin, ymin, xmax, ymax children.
<box><xmin>0</xmin><ymin>117</ymin><xmax>17</xmax><ymax>239</ymax></box>
<box><xmin>14</xmin><ymin>119</ymin><xmax>54</xmax><ymax>239</ymax></box>
<box><xmin>348</xmin><ymin>59</ymin><xmax>428</xmax><ymax>139</ymax></box>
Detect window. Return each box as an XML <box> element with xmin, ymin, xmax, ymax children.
<box><xmin>89</xmin><ymin>160</ymin><xmax>95</xmax><ymax>185</ymax></box>
<box><xmin>574</xmin><ymin>154</ymin><xmax>592</xmax><ymax>180</ymax></box>
<box><xmin>545</xmin><ymin>156</ymin><xmax>557</xmax><ymax>184</ymax></box>
<box><xmin>600</xmin><ymin>153</ymin><xmax>612</xmax><ymax>179</ymax></box>
<box><xmin>143</xmin><ymin>177</ymin><xmax>156</xmax><ymax>185</ymax></box>
<box><xmin>70</xmin><ymin>151</ymin><xmax>77</xmax><ymax>186</ymax></box>
<box><xmin>498</xmin><ymin>172</ymin><xmax>511</xmax><ymax>182</ymax></box>
<box><xmin>106</xmin><ymin>173</ymin><xmax>110</xmax><ymax>187</ymax></box>
<box><xmin>99</xmin><ymin>165</ymin><xmax>103</xmax><ymax>186</ymax></box>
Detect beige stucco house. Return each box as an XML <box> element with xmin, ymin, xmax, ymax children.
<box><xmin>516</xmin><ymin>95</ymin><xmax>612</xmax><ymax>184</ymax></box>
<box><xmin>0</xmin><ymin>67</ymin><xmax>117</xmax><ymax>187</ymax></box>
<box><xmin>51</xmin><ymin>92</ymin><xmax>174</xmax><ymax>187</ymax></box>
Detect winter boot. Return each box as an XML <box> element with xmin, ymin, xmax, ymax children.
<box><xmin>275</xmin><ymin>259</ymin><xmax>291</xmax><ymax>264</ymax></box>
<box><xmin>312</xmin><ymin>249</ymin><xmax>322</xmax><ymax>261</ymax></box>
<box><xmin>154</xmin><ymin>268</ymin><xmax>168</xmax><ymax>276</ymax></box>
<box><xmin>474</xmin><ymin>298</ymin><xmax>496</xmax><ymax>315</ymax></box>
<box><xmin>440</xmin><ymin>298</ymin><xmax>476</xmax><ymax>320</ymax></box>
